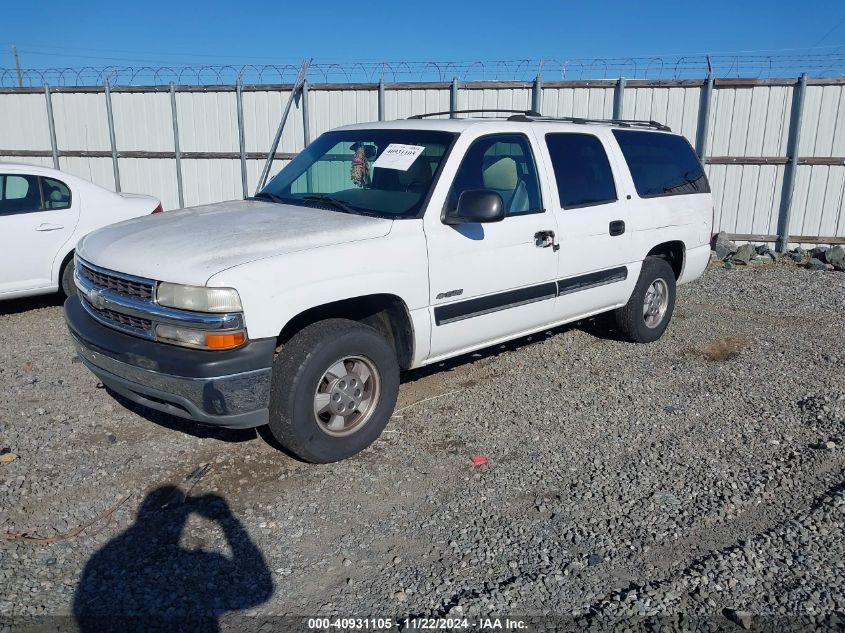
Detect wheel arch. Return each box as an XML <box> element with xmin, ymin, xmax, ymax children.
<box><xmin>56</xmin><ymin>248</ymin><xmax>75</xmax><ymax>284</ymax></box>
<box><xmin>646</xmin><ymin>240</ymin><xmax>685</xmax><ymax>280</ymax></box>
<box><xmin>277</xmin><ymin>294</ymin><xmax>415</xmax><ymax>370</ymax></box>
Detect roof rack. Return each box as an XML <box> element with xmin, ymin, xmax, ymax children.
<box><xmin>408</xmin><ymin>108</ymin><xmax>541</xmax><ymax>119</ymax></box>
<box><xmin>506</xmin><ymin>113</ymin><xmax>671</xmax><ymax>131</ymax></box>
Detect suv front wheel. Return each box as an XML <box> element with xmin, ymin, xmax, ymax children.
<box><xmin>614</xmin><ymin>256</ymin><xmax>676</xmax><ymax>343</ymax></box>
<box><xmin>268</xmin><ymin>319</ymin><xmax>400</xmax><ymax>463</ymax></box>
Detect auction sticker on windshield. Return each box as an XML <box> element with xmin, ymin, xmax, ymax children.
<box><xmin>372</xmin><ymin>144</ymin><xmax>426</xmax><ymax>170</ymax></box>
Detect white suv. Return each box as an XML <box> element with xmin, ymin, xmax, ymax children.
<box><xmin>64</xmin><ymin>112</ymin><xmax>713</xmax><ymax>463</ymax></box>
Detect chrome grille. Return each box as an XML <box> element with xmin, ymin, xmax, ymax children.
<box><xmin>86</xmin><ymin>303</ymin><xmax>153</xmax><ymax>333</ymax></box>
<box><xmin>78</xmin><ymin>262</ymin><xmax>154</xmax><ymax>300</ymax></box>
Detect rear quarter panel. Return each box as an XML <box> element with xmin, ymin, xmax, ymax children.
<box><xmin>604</xmin><ymin>134</ymin><xmax>713</xmax><ymax>281</ymax></box>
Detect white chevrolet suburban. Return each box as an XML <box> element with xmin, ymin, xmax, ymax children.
<box><xmin>65</xmin><ymin>111</ymin><xmax>713</xmax><ymax>463</ymax></box>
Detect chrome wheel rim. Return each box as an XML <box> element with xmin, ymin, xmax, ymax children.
<box><xmin>313</xmin><ymin>355</ymin><xmax>380</xmax><ymax>437</ymax></box>
<box><xmin>643</xmin><ymin>278</ymin><xmax>669</xmax><ymax>329</ymax></box>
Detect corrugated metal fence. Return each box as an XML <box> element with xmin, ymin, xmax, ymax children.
<box><xmin>1</xmin><ymin>77</ymin><xmax>844</xmax><ymax>244</ymax></box>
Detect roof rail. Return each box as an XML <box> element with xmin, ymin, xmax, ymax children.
<box><xmin>507</xmin><ymin>113</ymin><xmax>671</xmax><ymax>132</ymax></box>
<box><xmin>408</xmin><ymin>108</ymin><xmax>541</xmax><ymax>119</ymax></box>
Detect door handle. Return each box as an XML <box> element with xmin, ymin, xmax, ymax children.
<box><xmin>609</xmin><ymin>220</ymin><xmax>625</xmax><ymax>236</ymax></box>
<box><xmin>534</xmin><ymin>230</ymin><xmax>558</xmax><ymax>250</ymax></box>
<box><xmin>36</xmin><ymin>223</ymin><xmax>64</xmax><ymax>232</ymax></box>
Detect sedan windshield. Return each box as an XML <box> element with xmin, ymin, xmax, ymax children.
<box><xmin>258</xmin><ymin>129</ymin><xmax>456</xmax><ymax>218</ymax></box>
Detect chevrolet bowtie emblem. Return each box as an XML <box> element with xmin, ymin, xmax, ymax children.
<box><xmin>87</xmin><ymin>287</ymin><xmax>107</xmax><ymax>310</ymax></box>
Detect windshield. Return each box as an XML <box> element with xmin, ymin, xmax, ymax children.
<box><xmin>259</xmin><ymin>129</ymin><xmax>456</xmax><ymax>218</ymax></box>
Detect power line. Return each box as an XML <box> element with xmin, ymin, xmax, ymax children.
<box><xmin>812</xmin><ymin>16</ymin><xmax>845</xmax><ymax>48</ymax></box>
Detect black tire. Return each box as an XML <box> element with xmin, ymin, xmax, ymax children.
<box><xmin>614</xmin><ymin>256</ymin><xmax>676</xmax><ymax>343</ymax></box>
<box><xmin>267</xmin><ymin>318</ymin><xmax>400</xmax><ymax>463</ymax></box>
<box><xmin>60</xmin><ymin>257</ymin><xmax>77</xmax><ymax>297</ymax></box>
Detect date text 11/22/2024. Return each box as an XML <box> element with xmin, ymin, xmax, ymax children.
<box><xmin>306</xmin><ymin>617</ymin><xmax>529</xmax><ymax>630</ymax></box>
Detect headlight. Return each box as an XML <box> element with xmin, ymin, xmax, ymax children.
<box><xmin>156</xmin><ymin>282</ymin><xmax>242</xmax><ymax>313</ymax></box>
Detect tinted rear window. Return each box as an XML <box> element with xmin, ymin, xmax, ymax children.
<box><xmin>612</xmin><ymin>130</ymin><xmax>709</xmax><ymax>198</ymax></box>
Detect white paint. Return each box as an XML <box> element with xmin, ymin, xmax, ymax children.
<box><xmin>0</xmin><ymin>161</ymin><xmax>159</xmax><ymax>299</ymax></box>
<box><xmin>75</xmin><ymin>118</ymin><xmax>713</xmax><ymax>370</ymax></box>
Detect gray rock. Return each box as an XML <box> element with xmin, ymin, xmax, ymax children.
<box><xmin>805</xmin><ymin>258</ymin><xmax>827</xmax><ymax>271</ymax></box>
<box><xmin>724</xmin><ymin>608</ymin><xmax>753</xmax><ymax>629</ymax></box>
<box><xmin>810</xmin><ymin>247</ymin><xmax>829</xmax><ymax>263</ymax></box>
<box><xmin>734</xmin><ymin>243</ymin><xmax>754</xmax><ymax>264</ymax></box>
<box><xmin>827</xmin><ymin>245</ymin><xmax>845</xmax><ymax>271</ymax></box>
<box><xmin>714</xmin><ymin>232</ymin><xmax>736</xmax><ymax>259</ymax></box>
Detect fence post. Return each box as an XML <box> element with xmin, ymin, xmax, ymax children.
<box><xmin>44</xmin><ymin>84</ymin><xmax>59</xmax><ymax>169</ymax></box>
<box><xmin>450</xmin><ymin>77</ymin><xmax>459</xmax><ymax>117</ymax></box>
<box><xmin>612</xmin><ymin>77</ymin><xmax>626</xmax><ymax>119</ymax></box>
<box><xmin>301</xmin><ymin>81</ymin><xmax>313</xmax><ymax>192</ymax></box>
<box><xmin>695</xmin><ymin>73</ymin><xmax>714</xmax><ymax>159</ymax></box>
<box><xmin>236</xmin><ymin>80</ymin><xmax>248</xmax><ymax>199</ymax></box>
<box><xmin>104</xmin><ymin>80</ymin><xmax>121</xmax><ymax>192</ymax></box>
<box><xmin>531</xmin><ymin>74</ymin><xmax>542</xmax><ymax>114</ymax></box>
<box><xmin>378</xmin><ymin>78</ymin><xmax>385</xmax><ymax>121</ymax></box>
<box><xmin>775</xmin><ymin>73</ymin><xmax>808</xmax><ymax>253</ymax></box>
<box><xmin>169</xmin><ymin>82</ymin><xmax>185</xmax><ymax>209</ymax></box>
<box><xmin>301</xmin><ymin>80</ymin><xmax>311</xmax><ymax>145</ymax></box>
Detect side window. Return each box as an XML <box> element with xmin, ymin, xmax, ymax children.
<box><xmin>448</xmin><ymin>134</ymin><xmax>542</xmax><ymax>216</ymax></box>
<box><xmin>0</xmin><ymin>174</ymin><xmax>43</xmax><ymax>215</ymax></box>
<box><xmin>545</xmin><ymin>133</ymin><xmax>617</xmax><ymax>208</ymax></box>
<box><xmin>41</xmin><ymin>177</ymin><xmax>71</xmax><ymax>210</ymax></box>
<box><xmin>612</xmin><ymin>130</ymin><xmax>710</xmax><ymax>198</ymax></box>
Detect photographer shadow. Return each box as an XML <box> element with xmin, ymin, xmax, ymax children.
<box><xmin>74</xmin><ymin>486</ymin><xmax>273</xmax><ymax>632</ymax></box>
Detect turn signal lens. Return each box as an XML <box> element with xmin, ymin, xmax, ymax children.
<box><xmin>155</xmin><ymin>324</ymin><xmax>246</xmax><ymax>350</ymax></box>
<box><xmin>205</xmin><ymin>331</ymin><xmax>246</xmax><ymax>349</ymax></box>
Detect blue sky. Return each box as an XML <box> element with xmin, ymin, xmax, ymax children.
<box><xmin>3</xmin><ymin>0</ymin><xmax>844</xmax><ymax>70</ymax></box>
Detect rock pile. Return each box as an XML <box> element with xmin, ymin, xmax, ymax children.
<box><xmin>711</xmin><ymin>232</ymin><xmax>845</xmax><ymax>272</ymax></box>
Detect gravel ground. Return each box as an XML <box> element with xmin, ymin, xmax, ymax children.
<box><xmin>1</xmin><ymin>262</ymin><xmax>844</xmax><ymax>631</ymax></box>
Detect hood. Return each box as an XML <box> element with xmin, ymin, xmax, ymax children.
<box><xmin>77</xmin><ymin>199</ymin><xmax>393</xmax><ymax>285</ymax></box>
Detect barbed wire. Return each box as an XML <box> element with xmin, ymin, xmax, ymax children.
<box><xmin>2</xmin><ymin>53</ymin><xmax>844</xmax><ymax>87</ymax></box>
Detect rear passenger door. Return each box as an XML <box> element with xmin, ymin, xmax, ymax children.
<box><xmin>534</xmin><ymin>129</ymin><xmax>636</xmax><ymax>321</ymax></box>
<box><xmin>0</xmin><ymin>174</ymin><xmax>78</xmax><ymax>294</ymax></box>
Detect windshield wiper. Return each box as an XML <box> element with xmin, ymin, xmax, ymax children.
<box><xmin>303</xmin><ymin>195</ymin><xmax>360</xmax><ymax>215</ymax></box>
<box><xmin>248</xmin><ymin>191</ymin><xmax>290</xmax><ymax>204</ymax></box>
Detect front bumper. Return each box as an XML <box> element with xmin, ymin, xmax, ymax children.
<box><xmin>65</xmin><ymin>296</ymin><xmax>275</xmax><ymax>428</ymax></box>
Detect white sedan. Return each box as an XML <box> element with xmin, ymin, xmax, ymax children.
<box><xmin>0</xmin><ymin>162</ymin><xmax>162</xmax><ymax>300</ymax></box>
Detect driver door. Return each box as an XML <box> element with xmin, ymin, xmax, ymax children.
<box><xmin>424</xmin><ymin>132</ymin><xmax>560</xmax><ymax>361</ymax></box>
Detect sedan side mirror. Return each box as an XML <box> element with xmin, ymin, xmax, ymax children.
<box><xmin>444</xmin><ymin>190</ymin><xmax>505</xmax><ymax>225</ymax></box>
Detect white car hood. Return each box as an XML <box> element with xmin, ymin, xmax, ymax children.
<box><xmin>77</xmin><ymin>200</ymin><xmax>393</xmax><ymax>285</ymax></box>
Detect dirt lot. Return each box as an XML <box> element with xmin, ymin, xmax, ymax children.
<box><xmin>1</xmin><ymin>263</ymin><xmax>844</xmax><ymax>631</ymax></box>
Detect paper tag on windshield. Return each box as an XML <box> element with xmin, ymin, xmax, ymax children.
<box><xmin>372</xmin><ymin>144</ymin><xmax>426</xmax><ymax>171</ymax></box>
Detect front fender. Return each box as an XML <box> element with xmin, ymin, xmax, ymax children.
<box><xmin>207</xmin><ymin>221</ymin><xmax>430</xmax><ymax>348</ymax></box>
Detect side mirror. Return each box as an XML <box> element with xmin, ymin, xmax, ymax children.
<box><xmin>444</xmin><ymin>190</ymin><xmax>505</xmax><ymax>225</ymax></box>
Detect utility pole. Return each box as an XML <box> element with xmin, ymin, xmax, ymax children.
<box><xmin>12</xmin><ymin>45</ymin><xmax>23</xmax><ymax>87</ymax></box>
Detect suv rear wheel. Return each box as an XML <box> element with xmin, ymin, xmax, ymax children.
<box><xmin>267</xmin><ymin>319</ymin><xmax>399</xmax><ymax>463</ymax></box>
<box><xmin>614</xmin><ymin>256</ymin><xmax>676</xmax><ymax>343</ymax></box>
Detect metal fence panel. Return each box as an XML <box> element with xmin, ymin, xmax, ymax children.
<box><xmin>0</xmin><ymin>93</ymin><xmax>50</xmax><ymax>150</ymax></box>
<box><xmin>51</xmin><ymin>92</ymin><xmax>111</xmax><ymax>152</ymax></box>
<box><xmin>175</xmin><ymin>90</ymin><xmax>239</xmax><ymax>152</ymax></box>
<box><xmin>798</xmin><ymin>84</ymin><xmax>845</xmax><ymax>157</ymax></box>
<box><xmin>59</xmin><ymin>156</ymin><xmax>116</xmax><ymax>191</ymax></box>
<box><xmin>241</xmin><ymin>89</ymin><xmax>303</xmax><ymax>154</ymax></box>
<box><xmin>111</xmin><ymin>92</ymin><xmax>174</xmax><ymax>151</ymax></box>
<box><xmin>0</xmin><ymin>78</ymin><xmax>843</xmax><ymax>240</ymax></box>
<box><xmin>180</xmin><ymin>158</ymin><xmax>243</xmax><ymax>207</ymax></box>
<box><xmin>384</xmin><ymin>89</ymin><xmax>449</xmax><ymax>120</ymax></box>
<box><xmin>543</xmin><ymin>87</ymin><xmax>614</xmax><ymax>119</ymax></box>
<box><xmin>118</xmin><ymin>158</ymin><xmax>180</xmax><ymax>211</ymax></box>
